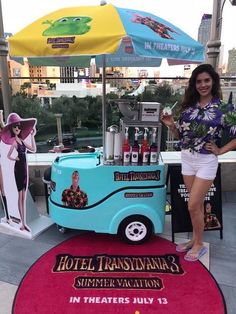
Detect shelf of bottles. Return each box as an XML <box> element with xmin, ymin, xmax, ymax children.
<box><xmin>119</xmin><ymin>118</ymin><xmax>162</xmax><ymax>166</ymax></box>
<box><xmin>103</xmin><ymin>101</ymin><xmax>162</xmax><ymax>166</ymax></box>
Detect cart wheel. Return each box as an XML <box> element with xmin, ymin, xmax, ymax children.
<box><xmin>57</xmin><ymin>225</ymin><xmax>67</xmax><ymax>234</ymax></box>
<box><xmin>118</xmin><ymin>215</ymin><xmax>153</xmax><ymax>245</ymax></box>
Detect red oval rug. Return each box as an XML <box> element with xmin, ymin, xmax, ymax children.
<box><xmin>13</xmin><ymin>233</ymin><xmax>226</xmax><ymax>314</ymax></box>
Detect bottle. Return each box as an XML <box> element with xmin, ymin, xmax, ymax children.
<box><xmin>150</xmin><ymin>128</ymin><xmax>158</xmax><ymax>164</ymax></box>
<box><xmin>131</xmin><ymin>127</ymin><xmax>139</xmax><ymax>164</ymax></box>
<box><xmin>0</xmin><ymin>110</ymin><xmax>5</xmax><ymax>129</ymax></box>
<box><xmin>141</xmin><ymin>128</ymin><xmax>150</xmax><ymax>164</ymax></box>
<box><xmin>122</xmin><ymin>127</ymin><xmax>130</xmax><ymax>164</ymax></box>
<box><xmin>114</xmin><ymin>132</ymin><xmax>121</xmax><ymax>164</ymax></box>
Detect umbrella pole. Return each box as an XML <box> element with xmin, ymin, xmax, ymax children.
<box><xmin>102</xmin><ymin>54</ymin><xmax>106</xmax><ymax>160</ymax></box>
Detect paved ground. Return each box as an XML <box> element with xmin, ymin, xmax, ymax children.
<box><xmin>0</xmin><ymin>192</ymin><xmax>235</xmax><ymax>314</ymax></box>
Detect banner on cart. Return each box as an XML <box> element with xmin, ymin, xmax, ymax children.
<box><xmin>169</xmin><ymin>164</ymin><xmax>222</xmax><ymax>234</ymax></box>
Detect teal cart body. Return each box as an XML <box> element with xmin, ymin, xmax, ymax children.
<box><xmin>49</xmin><ymin>151</ymin><xmax>166</xmax><ymax>244</ymax></box>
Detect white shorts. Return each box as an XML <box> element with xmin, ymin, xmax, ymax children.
<box><xmin>181</xmin><ymin>150</ymin><xmax>218</xmax><ymax>180</ymax></box>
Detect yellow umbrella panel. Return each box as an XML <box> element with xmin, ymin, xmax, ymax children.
<box><xmin>9</xmin><ymin>5</ymin><xmax>126</xmax><ymax>57</ymax></box>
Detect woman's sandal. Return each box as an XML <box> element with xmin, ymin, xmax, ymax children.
<box><xmin>184</xmin><ymin>246</ymin><xmax>207</xmax><ymax>262</ymax></box>
<box><xmin>176</xmin><ymin>242</ymin><xmax>193</xmax><ymax>253</ymax></box>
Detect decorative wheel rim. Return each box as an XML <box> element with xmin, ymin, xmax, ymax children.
<box><xmin>125</xmin><ymin>221</ymin><xmax>147</xmax><ymax>241</ymax></box>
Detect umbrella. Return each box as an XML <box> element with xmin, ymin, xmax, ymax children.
<box><xmin>9</xmin><ymin>4</ymin><xmax>204</xmax><ymax>63</ymax></box>
<box><xmin>8</xmin><ymin>3</ymin><xmax>204</xmax><ymax>154</ymax></box>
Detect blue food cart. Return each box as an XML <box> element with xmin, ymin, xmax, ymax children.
<box><xmin>48</xmin><ymin>102</ymin><xmax>167</xmax><ymax>244</ymax></box>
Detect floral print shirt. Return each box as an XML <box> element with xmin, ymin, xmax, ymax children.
<box><xmin>61</xmin><ymin>185</ymin><xmax>88</xmax><ymax>208</ymax></box>
<box><xmin>177</xmin><ymin>97</ymin><xmax>236</xmax><ymax>154</ymax></box>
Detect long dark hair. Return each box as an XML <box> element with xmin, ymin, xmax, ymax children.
<box><xmin>181</xmin><ymin>63</ymin><xmax>221</xmax><ymax>110</ymax></box>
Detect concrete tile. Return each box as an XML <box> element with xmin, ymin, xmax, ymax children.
<box><xmin>222</xmin><ymin>202</ymin><xmax>236</xmax><ymax>218</ymax></box>
<box><xmin>224</xmin><ymin>192</ymin><xmax>236</xmax><ymax>203</ymax></box>
<box><xmin>0</xmin><ymin>281</ymin><xmax>17</xmax><ymax>314</ymax></box>
<box><xmin>209</xmin><ymin>243</ymin><xmax>236</xmax><ymax>287</ymax></box>
<box><xmin>0</xmin><ymin>233</ymin><xmax>14</xmax><ymax>247</ymax></box>
<box><xmin>0</xmin><ymin>238</ymin><xmax>53</xmax><ymax>285</ymax></box>
<box><xmin>219</xmin><ymin>284</ymin><xmax>236</xmax><ymax>314</ymax></box>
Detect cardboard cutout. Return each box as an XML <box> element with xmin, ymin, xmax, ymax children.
<box><xmin>0</xmin><ymin>113</ymin><xmax>53</xmax><ymax>238</ymax></box>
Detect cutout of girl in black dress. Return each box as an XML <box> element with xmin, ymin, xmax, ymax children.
<box><xmin>1</xmin><ymin>113</ymin><xmax>36</xmax><ymax>232</ymax></box>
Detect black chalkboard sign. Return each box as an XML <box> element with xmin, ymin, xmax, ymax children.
<box><xmin>168</xmin><ymin>164</ymin><xmax>223</xmax><ymax>242</ymax></box>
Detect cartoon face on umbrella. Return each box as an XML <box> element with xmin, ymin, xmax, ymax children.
<box><xmin>42</xmin><ymin>16</ymin><xmax>92</xmax><ymax>36</ymax></box>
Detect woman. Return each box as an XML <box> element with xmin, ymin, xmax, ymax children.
<box><xmin>161</xmin><ymin>63</ymin><xmax>236</xmax><ymax>262</ymax></box>
<box><xmin>1</xmin><ymin>113</ymin><xmax>36</xmax><ymax>232</ymax></box>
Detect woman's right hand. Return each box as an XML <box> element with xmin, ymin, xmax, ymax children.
<box><xmin>160</xmin><ymin>110</ymin><xmax>175</xmax><ymax>128</ymax></box>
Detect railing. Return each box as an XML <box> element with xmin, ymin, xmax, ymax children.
<box><xmin>2</xmin><ymin>75</ymin><xmax>236</xmax><ymax>153</ymax></box>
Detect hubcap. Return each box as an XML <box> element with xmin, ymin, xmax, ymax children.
<box><xmin>125</xmin><ymin>221</ymin><xmax>147</xmax><ymax>242</ymax></box>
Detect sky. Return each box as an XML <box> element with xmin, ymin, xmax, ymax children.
<box><xmin>1</xmin><ymin>0</ymin><xmax>236</xmax><ymax>76</ymax></box>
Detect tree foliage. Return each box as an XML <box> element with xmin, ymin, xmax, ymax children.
<box><xmin>12</xmin><ymin>94</ymin><xmax>43</xmax><ymax>121</ymax></box>
<box><xmin>10</xmin><ymin>81</ymin><xmax>182</xmax><ymax>145</ymax></box>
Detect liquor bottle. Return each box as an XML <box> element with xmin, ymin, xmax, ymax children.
<box><xmin>150</xmin><ymin>128</ymin><xmax>158</xmax><ymax>164</ymax></box>
<box><xmin>131</xmin><ymin>127</ymin><xmax>139</xmax><ymax>164</ymax></box>
<box><xmin>122</xmin><ymin>127</ymin><xmax>130</xmax><ymax>164</ymax></box>
<box><xmin>141</xmin><ymin>127</ymin><xmax>150</xmax><ymax>164</ymax></box>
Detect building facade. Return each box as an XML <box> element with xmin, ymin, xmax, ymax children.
<box><xmin>198</xmin><ymin>13</ymin><xmax>212</xmax><ymax>60</ymax></box>
<box><xmin>227</xmin><ymin>48</ymin><xmax>236</xmax><ymax>75</ymax></box>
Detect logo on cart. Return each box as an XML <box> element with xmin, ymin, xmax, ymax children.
<box><xmin>125</xmin><ymin>192</ymin><xmax>153</xmax><ymax>198</ymax></box>
<box><xmin>114</xmin><ymin>170</ymin><xmax>160</xmax><ymax>182</ymax></box>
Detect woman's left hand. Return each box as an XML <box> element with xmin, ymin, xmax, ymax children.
<box><xmin>205</xmin><ymin>141</ymin><xmax>221</xmax><ymax>155</ymax></box>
